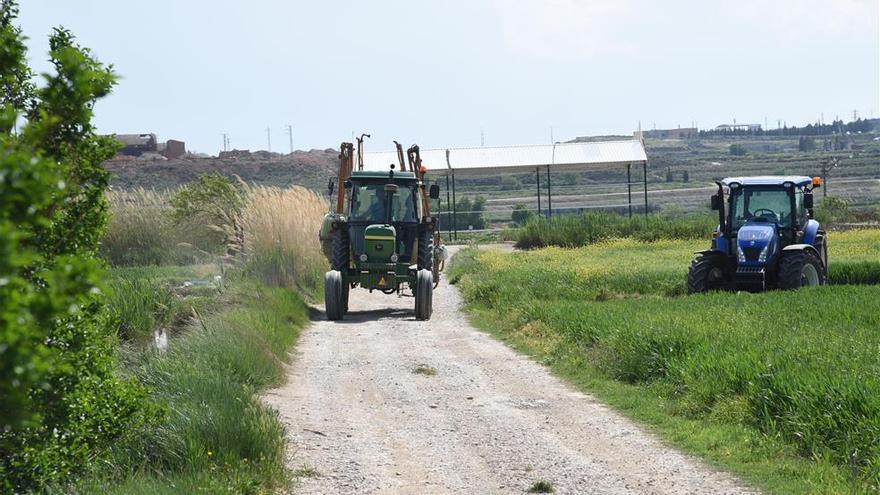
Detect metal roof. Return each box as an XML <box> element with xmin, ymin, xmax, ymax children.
<box><xmin>351</xmin><ymin>170</ymin><xmax>416</xmax><ymax>179</ymax></box>
<box><xmin>722</xmin><ymin>176</ymin><xmax>813</xmax><ymax>187</ymax></box>
<box><xmin>116</xmin><ymin>133</ymin><xmax>156</xmax><ymax>146</ymax></box>
<box><xmin>360</xmin><ymin>140</ymin><xmax>648</xmax><ymax>177</ymax></box>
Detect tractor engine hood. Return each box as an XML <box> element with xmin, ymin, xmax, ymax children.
<box><xmin>736</xmin><ymin>224</ymin><xmax>776</xmax><ymax>264</ymax></box>
<box><xmin>363</xmin><ymin>224</ymin><xmax>397</xmax><ymax>262</ymax></box>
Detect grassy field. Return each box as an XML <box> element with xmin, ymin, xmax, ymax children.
<box><xmin>69</xmin><ymin>266</ymin><xmax>311</xmax><ymax>494</ymax></box>
<box><xmin>450</xmin><ymin>229</ymin><xmax>880</xmax><ymax>494</ymax></box>
<box><xmin>58</xmin><ymin>180</ymin><xmax>329</xmax><ymax>493</ymax></box>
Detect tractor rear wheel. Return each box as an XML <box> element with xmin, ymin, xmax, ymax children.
<box><xmin>687</xmin><ymin>253</ymin><xmax>728</xmax><ymax>294</ymax></box>
<box><xmin>325</xmin><ymin>270</ymin><xmax>344</xmax><ymax>320</ymax></box>
<box><xmin>778</xmin><ymin>250</ymin><xmax>826</xmax><ymax>289</ymax></box>
<box><xmin>417</xmin><ymin>229</ymin><xmax>434</xmax><ymax>271</ymax></box>
<box><xmin>331</xmin><ymin>228</ymin><xmax>350</xmax><ymax>271</ymax></box>
<box><xmin>414</xmin><ymin>269</ymin><xmax>433</xmax><ymax>321</ymax></box>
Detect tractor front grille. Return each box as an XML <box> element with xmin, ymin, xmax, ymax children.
<box><xmin>741</xmin><ymin>247</ymin><xmax>762</xmax><ymax>261</ymax></box>
<box><xmin>736</xmin><ymin>266</ymin><xmax>764</xmax><ymax>274</ymax></box>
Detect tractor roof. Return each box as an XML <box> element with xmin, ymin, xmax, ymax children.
<box><xmin>721</xmin><ymin>176</ymin><xmax>813</xmax><ymax>187</ymax></box>
<box><xmin>350</xmin><ymin>170</ymin><xmax>417</xmax><ymax>180</ymax></box>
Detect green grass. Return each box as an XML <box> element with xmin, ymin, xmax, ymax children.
<box><xmin>68</xmin><ymin>278</ymin><xmax>310</xmax><ymax>494</ymax></box>
<box><xmin>515</xmin><ymin>212</ymin><xmax>715</xmax><ymax>249</ymax></box>
<box><xmin>451</xmin><ymin>229</ymin><xmax>880</xmax><ymax>494</ymax></box>
<box><xmin>105</xmin><ymin>265</ymin><xmax>220</xmax><ymax>343</ymax></box>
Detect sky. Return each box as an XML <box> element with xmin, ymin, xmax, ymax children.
<box><xmin>18</xmin><ymin>0</ymin><xmax>880</xmax><ymax>154</ymax></box>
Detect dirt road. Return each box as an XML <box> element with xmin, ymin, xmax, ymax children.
<box><xmin>264</xmin><ymin>250</ymin><xmax>756</xmax><ymax>494</ymax></box>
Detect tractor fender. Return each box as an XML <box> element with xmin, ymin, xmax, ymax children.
<box><xmin>802</xmin><ymin>219</ymin><xmax>820</xmax><ymax>245</ymax></box>
<box><xmin>781</xmin><ymin>244</ymin><xmax>824</xmax><ymax>267</ymax></box>
<box><xmin>693</xmin><ymin>248</ymin><xmax>725</xmax><ymax>256</ymax></box>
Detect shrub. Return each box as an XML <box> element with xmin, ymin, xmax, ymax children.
<box><xmin>170</xmin><ymin>172</ymin><xmax>245</xmax><ymax>255</ymax></box>
<box><xmin>0</xmin><ymin>6</ymin><xmax>152</xmax><ymax>491</ymax></box>
<box><xmin>816</xmin><ymin>195</ymin><xmax>852</xmax><ymax>224</ymax></box>
<box><xmin>511</xmin><ymin>203</ymin><xmax>533</xmax><ymax>225</ymax></box>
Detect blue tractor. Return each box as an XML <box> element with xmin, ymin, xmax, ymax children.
<box><xmin>687</xmin><ymin>176</ymin><xmax>828</xmax><ymax>293</ymax></box>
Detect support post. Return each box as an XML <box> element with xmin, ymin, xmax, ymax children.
<box><xmin>536</xmin><ymin>168</ymin><xmax>542</xmax><ymax>217</ymax></box>
<box><xmin>546</xmin><ymin>164</ymin><xmax>552</xmax><ymax>217</ymax></box>
<box><xmin>642</xmin><ymin>161</ymin><xmax>649</xmax><ymax>217</ymax></box>
<box><xmin>627</xmin><ymin>163</ymin><xmax>633</xmax><ymax>218</ymax></box>
<box><xmin>445</xmin><ymin>174</ymin><xmax>452</xmax><ymax>242</ymax></box>
<box><xmin>451</xmin><ymin>171</ymin><xmax>458</xmax><ymax>241</ymax></box>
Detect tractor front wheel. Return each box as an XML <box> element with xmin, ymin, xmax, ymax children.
<box><xmin>414</xmin><ymin>269</ymin><xmax>433</xmax><ymax>321</ymax></box>
<box><xmin>687</xmin><ymin>254</ymin><xmax>728</xmax><ymax>294</ymax></box>
<box><xmin>778</xmin><ymin>250</ymin><xmax>826</xmax><ymax>289</ymax></box>
<box><xmin>325</xmin><ymin>270</ymin><xmax>344</xmax><ymax>320</ymax></box>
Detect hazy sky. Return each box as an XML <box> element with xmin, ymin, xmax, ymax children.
<box><xmin>18</xmin><ymin>0</ymin><xmax>880</xmax><ymax>154</ymax></box>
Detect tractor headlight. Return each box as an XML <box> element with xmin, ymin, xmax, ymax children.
<box><xmin>390</xmin><ymin>253</ymin><xmax>399</xmax><ymax>263</ymax></box>
<box><xmin>359</xmin><ymin>253</ymin><xmax>368</xmax><ymax>262</ymax></box>
<box><xmin>737</xmin><ymin>246</ymin><xmax>746</xmax><ymax>262</ymax></box>
<box><xmin>757</xmin><ymin>244</ymin><xmax>770</xmax><ymax>263</ymax></box>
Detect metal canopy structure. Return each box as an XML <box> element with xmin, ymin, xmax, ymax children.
<box><xmin>361</xmin><ymin>140</ymin><xmax>647</xmax><ymax>176</ymax></box>
<box><xmin>360</xmin><ymin>140</ymin><xmax>650</xmax><ymax>240</ymax></box>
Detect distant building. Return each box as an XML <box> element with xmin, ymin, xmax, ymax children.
<box><xmin>114</xmin><ymin>133</ymin><xmax>186</xmax><ymax>159</ymax></box>
<box><xmin>163</xmin><ymin>139</ymin><xmax>186</xmax><ymax>159</ymax></box>
<box><xmin>715</xmin><ymin>123</ymin><xmax>762</xmax><ymax>132</ymax></box>
<box><xmin>117</xmin><ymin>133</ymin><xmax>158</xmax><ymax>156</ymax></box>
<box><xmin>637</xmin><ymin>127</ymin><xmax>698</xmax><ymax>140</ymax></box>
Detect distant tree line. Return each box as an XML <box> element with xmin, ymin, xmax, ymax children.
<box><xmin>699</xmin><ymin>118</ymin><xmax>877</xmax><ymax>138</ymax></box>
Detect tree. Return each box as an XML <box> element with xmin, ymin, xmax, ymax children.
<box><xmin>511</xmin><ymin>203</ymin><xmax>533</xmax><ymax>225</ymax></box>
<box><xmin>665</xmin><ymin>167</ymin><xmax>673</xmax><ymax>182</ymax></box>
<box><xmin>455</xmin><ymin>196</ymin><xmax>487</xmax><ymax>230</ymax></box>
<box><xmin>798</xmin><ymin>136</ymin><xmax>816</xmax><ymax>152</ymax></box>
<box><xmin>682</xmin><ymin>170</ymin><xmax>689</xmax><ymax>183</ymax></box>
<box><xmin>499</xmin><ymin>175</ymin><xmax>519</xmax><ymax>191</ymax></box>
<box><xmin>729</xmin><ymin>144</ymin><xmax>747</xmax><ymax>156</ymax></box>
<box><xmin>0</xmin><ymin>4</ymin><xmax>151</xmax><ymax>490</ymax></box>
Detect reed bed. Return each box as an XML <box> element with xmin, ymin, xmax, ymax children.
<box><xmin>232</xmin><ymin>185</ymin><xmax>327</xmax><ymax>295</ymax></box>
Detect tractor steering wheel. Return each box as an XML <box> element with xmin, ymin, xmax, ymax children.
<box><xmin>751</xmin><ymin>208</ymin><xmax>779</xmax><ymax>222</ymax></box>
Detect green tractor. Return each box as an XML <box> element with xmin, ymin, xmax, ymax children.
<box><xmin>319</xmin><ymin>137</ymin><xmax>445</xmax><ymax>320</ymax></box>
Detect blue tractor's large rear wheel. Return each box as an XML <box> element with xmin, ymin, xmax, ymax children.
<box><xmin>778</xmin><ymin>250</ymin><xmax>826</xmax><ymax>289</ymax></box>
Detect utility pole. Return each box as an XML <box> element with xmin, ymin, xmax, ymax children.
<box><xmin>286</xmin><ymin>125</ymin><xmax>293</xmax><ymax>154</ymax></box>
<box><xmin>222</xmin><ymin>133</ymin><xmax>228</xmax><ymax>152</ymax></box>
<box><xmin>480</xmin><ymin>127</ymin><xmax>485</xmax><ymax>147</ymax></box>
<box><xmin>266</xmin><ymin>127</ymin><xmax>272</xmax><ymax>152</ymax></box>
<box><xmin>550</xmin><ymin>126</ymin><xmax>554</xmax><ymax>144</ymax></box>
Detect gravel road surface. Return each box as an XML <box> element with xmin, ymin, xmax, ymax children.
<box><xmin>264</xmin><ymin>249</ymin><xmax>756</xmax><ymax>495</ymax></box>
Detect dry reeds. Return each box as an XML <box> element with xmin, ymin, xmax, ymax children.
<box><xmin>231</xmin><ymin>185</ymin><xmax>327</xmax><ymax>294</ymax></box>
<box><xmin>102</xmin><ymin>189</ymin><xmax>182</xmax><ymax>266</ymax></box>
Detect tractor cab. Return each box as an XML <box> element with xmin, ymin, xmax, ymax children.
<box><xmin>689</xmin><ymin>176</ymin><xmax>827</xmax><ymax>292</ymax></box>
<box><xmin>346</xmin><ymin>171</ymin><xmax>423</xmax><ymax>266</ymax></box>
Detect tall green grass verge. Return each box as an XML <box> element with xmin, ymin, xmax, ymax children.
<box><xmin>515</xmin><ymin>211</ymin><xmax>715</xmax><ymax>249</ymax></box>
<box><xmin>451</xmin><ymin>229</ymin><xmax>880</xmax><ymax>494</ymax></box>
<box><xmin>69</xmin><ymin>282</ymin><xmax>309</xmax><ymax>494</ymax></box>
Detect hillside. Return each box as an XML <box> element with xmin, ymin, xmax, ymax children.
<box><xmin>105</xmin><ymin>149</ymin><xmax>338</xmax><ymax>192</ymax></box>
